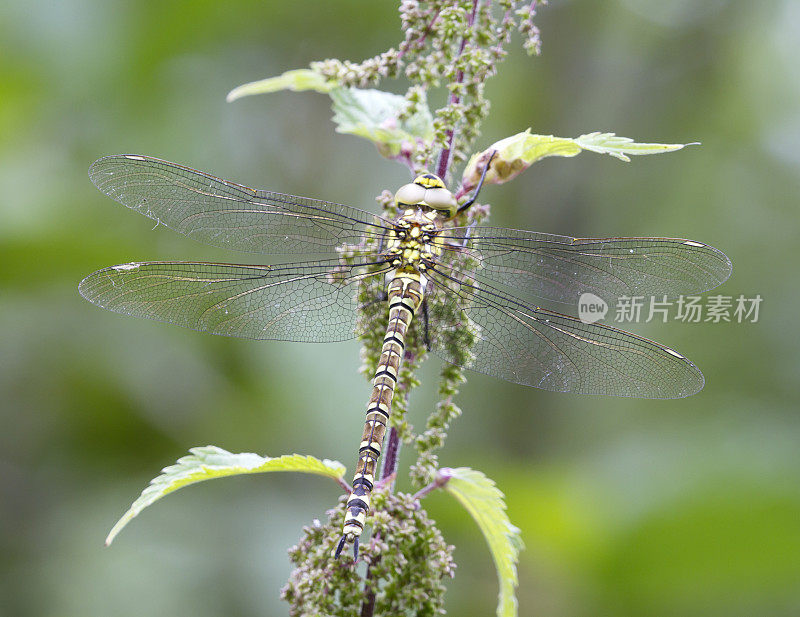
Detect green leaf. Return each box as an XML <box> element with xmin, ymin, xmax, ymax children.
<box><xmin>441</xmin><ymin>467</ymin><xmax>523</xmax><ymax>617</ymax></box>
<box><xmin>228</xmin><ymin>68</ymin><xmax>433</xmax><ymax>160</ymax></box>
<box><xmin>573</xmin><ymin>131</ymin><xmax>698</xmax><ymax>161</ymax></box>
<box><xmin>106</xmin><ymin>446</ymin><xmax>346</xmax><ymax>545</ymax></box>
<box><xmin>330</xmin><ymin>87</ymin><xmax>434</xmax><ymax>157</ymax></box>
<box><xmin>226</xmin><ymin>68</ymin><xmax>337</xmax><ymax>102</ymax></box>
<box><xmin>462</xmin><ymin>129</ymin><xmax>698</xmax><ymax>191</ymax></box>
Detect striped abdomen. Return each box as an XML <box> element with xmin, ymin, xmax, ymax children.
<box><xmin>338</xmin><ymin>272</ymin><xmax>424</xmax><ymax>554</ymax></box>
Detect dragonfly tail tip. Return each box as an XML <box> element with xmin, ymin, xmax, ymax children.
<box><xmin>333</xmin><ymin>535</ymin><xmax>347</xmax><ymax>559</ymax></box>
<box><xmin>332</xmin><ymin>534</ymin><xmax>360</xmax><ymax>560</ymax></box>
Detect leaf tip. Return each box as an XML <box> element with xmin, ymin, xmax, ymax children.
<box><xmin>104</xmin><ymin>528</ymin><xmax>118</xmax><ymax>547</ymax></box>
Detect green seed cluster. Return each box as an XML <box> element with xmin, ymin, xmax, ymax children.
<box><xmin>282</xmin><ymin>491</ymin><xmax>455</xmax><ymax>617</ymax></box>
<box><xmin>517</xmin><ymin>1</ymin><xmax>544</xmax><ymax>56</ymax></box>
<box><xmin>410</xmin><ymin>229</ymin><xmax>481</xmax><ymax>486</ymax></box>
<box><xmin>410</xmin><ymin>363</ymin><xmax>466</xmax><ymax>487</ymax></box>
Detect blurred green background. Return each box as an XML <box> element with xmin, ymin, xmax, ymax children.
<box><xmin>1</xmin><ymin>1</ymin><xmax>799</xmax><ymax>616</ymax></box>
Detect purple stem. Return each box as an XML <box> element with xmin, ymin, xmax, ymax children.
<box><xmin>380</xmin><ymin>427</ymin><xmax>400</xmax><ymax>482</ymax></box>
<box><xmin>398</xmin><ymin>8</ymin><xmax>441</xmax><ymax>61</ymax></box>
<box><xmin>412</xmin><ymin>470</ymin><xmax>452</xmax><ymax>501</ymax></box>
<box><xmin>435</xmin><ymin>0</ymin><xmax>480</xmax><ymax>181</ymax></box>
<box><xmin>359</xmin><ymin>584</ymin><xmax>377</xmax><ymax>617</ymax></box>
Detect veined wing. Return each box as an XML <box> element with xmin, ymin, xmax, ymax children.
<box><xmin>78</xmin><ymin>259</ymin><xmax>390</xmax><ymax>342</ymax></box>
<box><xmin>432</xmin><ymin>227</ymin><xmax>732</xmax><ymax>305</ymax></box>
<box><xmin>88</xmin><ymin>155</ymin><xmax>392</xmax><ymax>256</ymax></box>
<box><xmin>426</xmin><ymin>265</ymin><xmax>704</xmax><ymax>398</ymax></box>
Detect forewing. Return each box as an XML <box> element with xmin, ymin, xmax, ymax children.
<box><xmin>78</xmin><ymin>259</ymin><xmax>388</xmax><ymax>342</ymax></box>
<box><xmin>88</xmin><ymin>155</ymin><xmax>390</xmax><ymax>256</ymax></box>
<box><xmin>434</xmin><ymin>228</ymin><xmax>732</xmax><ymax>304</ymax></box>
<box><xmin>426</xmin><ymin>268</ymin><xmax>704</xmax><ymax>398</ymax></box>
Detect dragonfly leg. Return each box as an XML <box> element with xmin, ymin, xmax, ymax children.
<box><xmin>360</xmin><ymin>289</ymin><xmax>388</xmax><ymax>312</ymax></box>
<box><xmin>456</xmin><ymin>149</ymin><xmax>497</xmax><ymax>215</ymax></box>
<box><xmin>443</xmin><ymin>220</ymin><xmax>477</xmax><ymax>250</ymax></box>
<box><xmin>376</xmin><ymin>226</ymin><xmax>391</xmax><ymax>254</ymax></box>
<box><xmin>461</xmin><ymin>221</ymin><xmax>476</xmax><ymax>246</ymax></box>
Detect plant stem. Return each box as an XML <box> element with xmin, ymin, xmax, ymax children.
<box><xmin>359</xmin><ymin>576</ymin><xmax>377</xmax><ymax>617</ymax></box>
<box><xmin>381</xmin><ymin>427</ymin><xmax>401</xmax><ymax>482</ymax></box>
<box><xmin>435</xmin><ymin>0</ymin><xmax>480</xmax><ymax>180</ymax></box>
<box><xmin>398</xmin><ymin>8</ymin><xmax>441</xmax><ymax>61</ymax></box>
<box><xmin>335</xmin><ymin>476</ymin><xmax>351</xmax><ymax>492</ymax></box>
<box><xmin>412</xmin><ymin>472</ymin><xmax>450</xmax><ymax>501</ymax></box>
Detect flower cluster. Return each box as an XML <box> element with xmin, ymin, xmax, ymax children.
<box><xmin>282</xmin><ymin>491</ymin><xmax>455</xmax><ymax>617</ymax></box>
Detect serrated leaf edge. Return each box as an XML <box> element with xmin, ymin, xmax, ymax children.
<box><xmin>441</xmin><ymin>467</ymin><xmax>523</xmax><ymax>617</ymax></box>
<box><xmin>106</xmin><ymin>446</ymin><xmax>346</xmax><ymax>545</ymax></box>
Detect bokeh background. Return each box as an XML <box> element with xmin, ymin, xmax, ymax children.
<box><xmin>2</xmin><ymin>1</ymin><xmax>799</xmax><ymax>616</ymax></box>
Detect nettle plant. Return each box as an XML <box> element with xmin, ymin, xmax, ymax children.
<box><xmin>105</xmin><ymin>2</ymin><xmax>697</xmax><ymax>615</ymax></box>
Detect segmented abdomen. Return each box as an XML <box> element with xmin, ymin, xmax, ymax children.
<box><xmin>341</xmin><ymin>273</ymin><xmax>424</xmax><ymax>543</ymax></box>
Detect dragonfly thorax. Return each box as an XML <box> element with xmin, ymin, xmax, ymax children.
<box><xmin>385</xmin><ymin>211</ymin><xmax>441</xmax><ymax>272</ymax></box>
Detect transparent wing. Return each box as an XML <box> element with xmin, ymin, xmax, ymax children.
<box><xmin>88</xmin><ymin>155</ymin><xmax>392</xmax><ymax>256</ymax></box>
<box><xmin>426</xmin><ymin>266</ymin><xmax>704</xmax><ymax>398</ymax></box>
<box><xmin>432</xmin><ymin>227</ymin><xmax>732</xmax><ymax>304</ymax></box>
<box><xmin>78</xmin><ymin>259</ymin><xmax>390</xmax><ymax>342</ymax></box>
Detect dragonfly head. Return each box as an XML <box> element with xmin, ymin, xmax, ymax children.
<box><xmin>395</xmin><ymin>173</ymin><xmax>458</xmax><ymax>218</ymax></box>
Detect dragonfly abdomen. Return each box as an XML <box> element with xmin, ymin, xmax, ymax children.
<box><xmin>338</xmin><ymin>272</ymin><xmax>424</xmax><ymax>557</ymax></box>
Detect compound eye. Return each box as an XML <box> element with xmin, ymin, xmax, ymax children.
<box><xmin>395</xmin><ymin>183</ymin><xmax>426</xmax><ymax>206</ymax></box>
<box><xmin>424</xmin><ymin>187</ymin><xmax>458</xmax><ymax>213</ymax></box>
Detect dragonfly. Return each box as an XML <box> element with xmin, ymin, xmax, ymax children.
<box><xmin>79</xmin><ymin>154</ymin><xmax>731</xmax><ymax>558</ymax></box>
